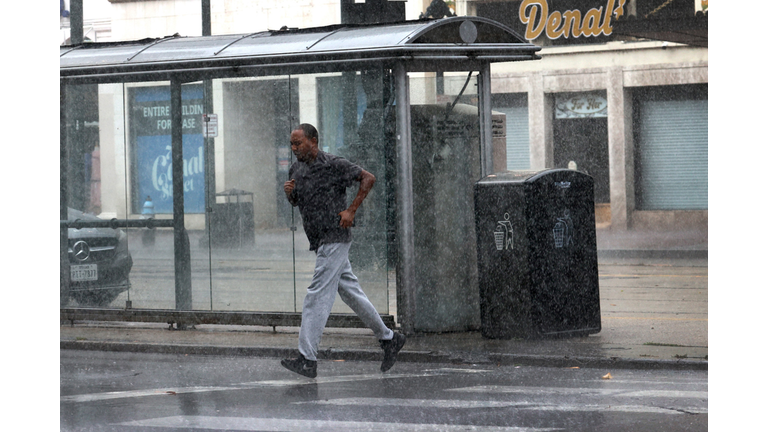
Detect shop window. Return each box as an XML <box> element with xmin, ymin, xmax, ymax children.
<box><xmin>633</xmin><ymin>84</ymin><xmax>708</xmax><ymax>210</ymax></box>
<box><xmin>492</xmin><ymin>93</ymin><xmax>530</xmax><ymax>170</ymax></box>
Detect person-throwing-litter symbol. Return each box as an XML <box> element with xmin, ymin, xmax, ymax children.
<box><xmin>553</xmin><ymin>210</ymin><xmax>574</xmax><ymax>248</ymax></box>
<box><xmin>494</xmin><ymin>213</ymin><xmax>514</xmax><ymax>251</ymax></box>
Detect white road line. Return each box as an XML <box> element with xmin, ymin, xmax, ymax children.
<box><xmin>424</xmin><ymin>368</ymin><xmax>495</xmax><ymax>374</ymax></box>
<box><xmin>295</xmin><ymin>397</ymin><xmax>706</xmax><ymax>415</ymax></box>
<box><xmin>618</xmin><ymin>390</ymin><xmax>708</xmax><ymax>399</ymax></box>
<box><xmin>520</xmin><ymin>404</ymin><xmax>708</xmax><ymax>415</ymax></box>
<box><xmin>60</xmin><ymin>386</ymin><xmax>238</xmax><ymax>403</ymax></box>
<box><xmin>116</xmin><ymin>416</ymin><xmax>563</xmax><ymax>431</ymax></box>
<box><xmin>61</xmin><ymin>371</ymin><xmax>457</xmax><ymax>403</ymax></box>
<box><xmin>294</xmin><ymin>397</ymin><xmax>536</xmax><ymax>409</ymax></box>
<box><xmin>448</xmin><ymin>386</ymin><xmax>708</xmax><ymax>399</ymax></box>
<box><xmin>240</xmin><ymin>371</ymin><xmax>449</xmax><ymax>387</ymax></box>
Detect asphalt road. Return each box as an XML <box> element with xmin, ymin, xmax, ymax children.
<box><xmin>60</xmin><ymin>350</ymin><xmax>707</xmax><ymax>432</ymax></box>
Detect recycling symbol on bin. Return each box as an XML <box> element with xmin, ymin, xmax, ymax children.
<box><xmin>494</xmin><ymin>213</ymin><xmax>514</xmax><ymax>251</ymax></box>
<box><xmin>553</xmin><ymin>210</ymin><xmax>574</xmax><ymax>248</ymax></box>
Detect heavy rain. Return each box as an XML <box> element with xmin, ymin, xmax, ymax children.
<box><xmin>36</xmin><ymin>0</ymin><xmax>727</xmax><ymax>430</ymax></box>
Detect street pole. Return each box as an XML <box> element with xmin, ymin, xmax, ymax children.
<box><xmin>70</xmin><ymin>0</ymin><xmax>83</xmax><ymax>44</ymax></box>
<box><xmin>202</xmin><ymin>0</ymin><xmax>211</xmax><ymax>36</ymax></box>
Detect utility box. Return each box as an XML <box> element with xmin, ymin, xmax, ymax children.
<box><xmin>474</xmin><ymin>169</ymin><xmax>601</xmax><ymax>339</ymax></box>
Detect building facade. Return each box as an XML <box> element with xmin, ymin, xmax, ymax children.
<box><xmin>474</xmin><ymin>0</ymin><xmax>708</xmax><ymax>230</ymax></box>
<box><xmin>60</xmin><ymin>0</ymin><xmax>707</xmax><ymax>329</ymax></box>
<box><xmin>63</xmin><ymin>0</ymin><xmax>707</xmax><ymax>232</ymax></box>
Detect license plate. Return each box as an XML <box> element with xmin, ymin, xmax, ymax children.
<box><xmin>71</xmin><ymin>264</ymin><xmax>98</xmax><ymax>282</ymax></box>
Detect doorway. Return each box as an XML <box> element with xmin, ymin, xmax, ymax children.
<box><xmin>552</xmin><ymin>91</ymin><xmax>610</xmax><ymax>228</ymax></box>
<box><xmin>553</xmin><ymin>117</ymin><xmax>609</xmax><ymax>204</ymax></box>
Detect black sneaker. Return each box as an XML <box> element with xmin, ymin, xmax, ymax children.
<box><xmin>281</xmin><ymin>354</ymin><xmax>317</xmax><ymax>378</ymax></box>
<box><xmin>379</xmin><ymin>332</ymin><xmax>406</xmax><ymax>372</ymax></box>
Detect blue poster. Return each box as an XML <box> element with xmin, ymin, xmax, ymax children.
<box><xmin>136</xmin><ymin>134</ymin><xmax>205</xmax><ymax>214</ymax></box>
<box><xmin>131</xmin><ymin>85</ymin><xmax>205</xmax><ymax>214</ymax></box>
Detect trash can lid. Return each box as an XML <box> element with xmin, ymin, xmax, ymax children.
<box><xmin>476</xmin><ymin>170</ymin><xmax>539</xmax><ymax>185</ymax></box>
<box><xmin>477</xmin><ymin>169</ymin><xmax>591</xmax><ymax>185</ymax></box>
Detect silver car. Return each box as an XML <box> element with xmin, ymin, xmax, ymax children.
<box><xmin>65</xmin><ymin>208</ymin><xmax>133</xmax><ymax>307</ymax></box>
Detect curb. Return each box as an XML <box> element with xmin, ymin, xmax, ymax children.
<box><xmin>61</xmin><ymin>340</ymin><xmax>708</xmax><ymax>372</ymax></box>
<box><xmin>598</xmin><ymin>249</ymin><xmax>707</xmax><ymax>260</ymax></box>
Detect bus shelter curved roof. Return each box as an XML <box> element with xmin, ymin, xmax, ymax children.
<box><xmin>60</xmin><ymin>16</ymin><xmax>540</xmax><ymax>83</ymax></box>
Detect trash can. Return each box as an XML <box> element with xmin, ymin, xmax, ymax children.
<box><xmin>474</xmin><ymin>169</ymin><xmax>601</xmax><ymax>339</ymax></box>
<box><xmin>210</xmin><ymin>189</ymin><xmax>255</xmax><ymax>248</ymax></box>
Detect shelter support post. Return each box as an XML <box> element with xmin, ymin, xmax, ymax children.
<box><xmin>171</xmin><ymin>80</ymin><xmax>193</xmax><ymax>313</ymax></box>
<box><xmin>394</xmin><ymin>63</ymin><xmax>415</xmax><ymax>335</ymax></box>
<box><xmin>478</xmin><ymin>63</ymin><xmax>493</xmax><ymax>177</ymax></box>
<box><xmin>201</xmin><ymin>0</ymin><xmax>216</xmax><ymax>306</ymax></box>
<box><xmin>201</xmin><ymin>0</ymin><xmax>215</xmax><ymax>216</ymax></box>
<box><xmin>203</xmin><ymin>79</ymin><xmax>215</xmax><ymax>309</ymax></box>
<box><xmin>60</xmin><ymin>81</ymin><xmax>70</xmax><ymax>306</ymax></box>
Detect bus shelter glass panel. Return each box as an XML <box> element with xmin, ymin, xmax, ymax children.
<box><xmin>312</xmin><ymin>69</ymin><xmax>393</xmax><ymax>315</ymax></box>
<box><xmin>128</xmin><ymin>81</ymin><xmax>211</xmax><ymax>310</ymax></box>
<box><xmin>204</xmin><ymin>76</ymin><xmax>300</xmax><ymax>312</ymax></box>
<box><xmin>408</xmin><ymin>71</ymin><xmax>483</xmax><ymax>331</ymax></box>
<box><xmin>297</xmin><ymin>69</ymin><xmax>393</xmax><ymax>315</ymax></box>
<box><xmin>62</xmin><ymin>82</ymin><xmax>178</xmax><ymax>309</ymax></box>
<box><xmin>205</xmin><ymin>70</ymin><xmax>391</xmax><ymax>315</ymax></box>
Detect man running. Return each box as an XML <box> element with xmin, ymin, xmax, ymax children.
<box><xmin>281</xmin><ymin>123</ymin><xmax>406</xmax><ymax>378</ymax></box>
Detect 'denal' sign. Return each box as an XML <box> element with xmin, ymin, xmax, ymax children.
<box><xmin>131</xmin><ymin>85</ymin><xmax>206</xmax><ymax>214</ymax></box>
<box><xmin>519</xmin><ymin>0</ymin><xmax>627</xmax><ymax>40</ymax></box>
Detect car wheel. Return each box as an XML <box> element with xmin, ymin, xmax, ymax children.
<box><xmin>72</xmin><ymin>290</ymin><xmax>121</xmax><ymax>307</ymax></box>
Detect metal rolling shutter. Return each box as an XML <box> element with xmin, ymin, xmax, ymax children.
<box><xmin>496</xmin><ymin>106</ymin><xmax>530</xmax><ymax>170</ymax></box>
<box><xmin>637</xmin><ymin>99</ymin><xmax>708</xmax><ymax>210</ymax></box>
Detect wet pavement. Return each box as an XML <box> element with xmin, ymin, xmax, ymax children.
<box><xmin>61</xmin><ymin>350</ymin><xmax>708</xmax><ymax>432</ymax></box>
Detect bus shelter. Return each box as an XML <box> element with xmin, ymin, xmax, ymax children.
<box><xmin>60</xmin><ymin>16</ymin><xmax>540</xmax><ymax>333</ymax></box>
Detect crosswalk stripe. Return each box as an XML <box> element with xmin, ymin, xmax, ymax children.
<box><xmin>520</xmin><ymin>404</ymin><xmax>708</xmax><ymax>415</ymax></box>
<box><xmin>241</xmin><ymin>371</ymin><xmax>449</xmax><ymax>387</ymax></box>
<box><xmin>116</xmin><ymin>415</ymin><xmax>564</xmax><ymax>431</ymax></box>
<box><xmin>60</xmin><ymin>386</ymin><xmax>237</xmax><ymax>403</ymax></box>
<box><xmin>294</xmin><ymin>397</ymin><xmax>707</xmax><ymax>415</ymax></box>
<box><xmin>61</xmin><ymin>370</ymin><xmax>463</xmax><ymax>403</ymax></box>
<box><xmin>294</xmin><ymin>397</ymin><xmax>536</xmax><ymax>409</ymax></box>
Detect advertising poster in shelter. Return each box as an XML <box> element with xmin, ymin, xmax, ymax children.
<box><xmin>130</xmin><ymin>85</ymin><xmax>205</xmax><ymax>214</ymax></box>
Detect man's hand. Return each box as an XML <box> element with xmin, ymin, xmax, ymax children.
<box><xmin>284</xmin><ymin>179</ymin><xmax>296</xmax><ymax>205</ymax></box>
<box><xmin>338</xmin><ymin>209</ymin><xmax>356</xmax><ymax>228</ymax></box>
<box><xmin>284</xmin><ymin>179</ymin><xmax>295</xmax><ymax>195</ymax></box>
<box><xmin>338</xmin><ymin>169</ymin><xmax>375</xmax><ymax>228</ymax></box>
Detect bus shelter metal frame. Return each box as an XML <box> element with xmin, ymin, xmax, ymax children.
<box><xmin>60</xmin><ymin>17</ymin><xmax>540</xmax><ymax>332</ymax></box>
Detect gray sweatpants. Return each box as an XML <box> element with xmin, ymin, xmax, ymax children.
<box><xmin>298</xmin><ymin>242</ymin><xmax>394</xmax><ymax>361</ymax></box>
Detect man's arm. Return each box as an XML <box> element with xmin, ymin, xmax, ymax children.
<box><xmin>338</xmin><ymin>169</ymin><xmax>375</xmax><ymax>228</ymax></box>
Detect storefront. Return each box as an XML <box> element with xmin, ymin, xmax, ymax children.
<box><xmin>473</xmin><ymin>0</ymin><xmax>708</xmax><ymax>229</ymax></box>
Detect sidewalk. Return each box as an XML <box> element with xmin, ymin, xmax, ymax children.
<box><xmin>61</xmin><ymin>227</ymin><xmax>708</xmax><ymax>371</ymax></box>
<box><xmin>596</xmin><ymin>225</ymin><xmax>708</xmax><ymax>259</ymax></box>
